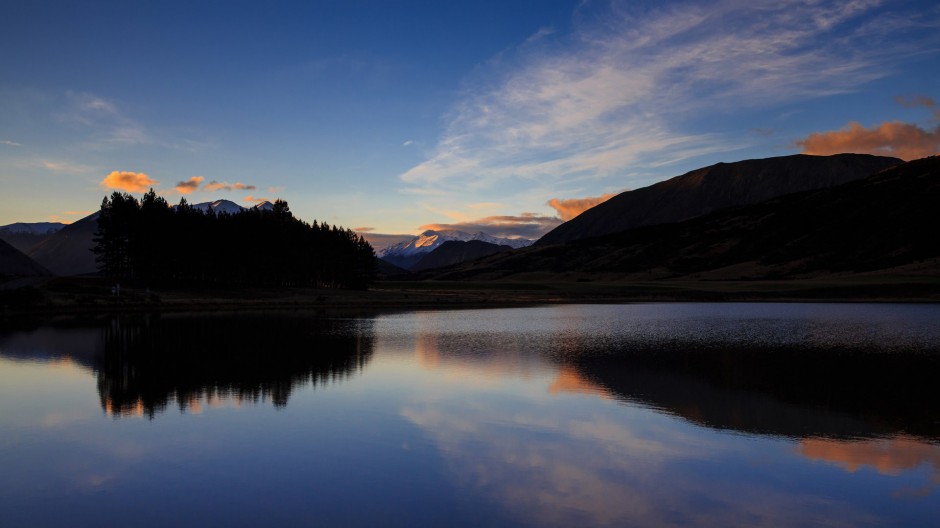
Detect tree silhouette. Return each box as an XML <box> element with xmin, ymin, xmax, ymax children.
<box><xmin>93</xmin><ymin>190</ymin><xmax>376</xmax><ymax>289</ymax></box>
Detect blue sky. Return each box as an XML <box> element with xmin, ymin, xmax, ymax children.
<box><xmin>1</xmin><ymin>0</ymin><xmax>938</xmax><ymax>243</ymax></box>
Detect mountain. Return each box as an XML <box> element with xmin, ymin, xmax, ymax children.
<box><xmin>253</xmin><ymin>200</ymin><xmax>275</xmax><ymax>212</ymax></box>
<box><xmin>0</xmin><ymin>222</ymin><xmax>65</xmax><ymax>253</ymax></box>
<box><xmin>27</xmin><ymin>213</ymin><xmax>99</xmax><ymax>276</ymax></box>
<box><xmin>412</xmin><ymin>240</ymin><xmax>514</xmax><ymax>271</ymax></box>
<box><xmin>537</xmin><ymin>153</ymin><xmax>902</xmax><ymax>245</ymax></box>
<box><xmin>189</xmin><ymin>199</ymin><xmax>275</xmax><ymax>215</ymax></box>
<box><xmin>430</xmin><ymin>156</ymin><xmax>940</xmax><ymax>281</ymax></box>
<box><xmin>191</xmin><ymin>199</ymin><xmax>246</xmax><ymax>215</ymax></box>
<box><xmin>0</xmin><ymin>238</ymin><xmax>50</xmax><ymax>279</ymax></box>
<box><xmin>380</xmin><ymin>230</ymin><xmax>532</xmax><ymax>270</ymax></box>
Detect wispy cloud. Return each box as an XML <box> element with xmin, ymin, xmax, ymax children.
<box><xmin>204</xmin><ymin>180</ymin><xmax>257</xmax><ymax>192</ymax></box>
<box><xmin>354</xmin><ymin>226</ymin><xmax>375</xmax><ymax>232</ymax></box>
<box><xmin>63</xmin><ymin>92</ymin><xmax>151</xmax><ymax>148</ymax></box>
<box><xmin>547</xmin><ymin>193</ymin><xmax>618</xmax><ymax>221</ymax></box>
<box><xmin>244</xmin><ymin>195</ymin><xmax>269</xmax><ymax>204</ymax></box>
<box><xmin>174</xmin><ymin>176</ymin><xmax>205</xmax><ymax>195</ymax></box>
<box><xmin>48</xmin><ymin>210</ymin><xmax>93</xmax><ymax>224</ymax></box>
<box><xmin>1</xmin><ymin>139</ymin><xmax>21</xmax><ymax>147</ymax></box>
<box><xmin>42</xmin><ymin>159</ymin><xmax>95</xmax><ymax>173</ymax></box>
<box><xmin>420</xmin><ymin>213</ymin><xmax>562</xmax><ymax>240</ymax></box>
<box><xmin>100</xmin><ymin>171</ymin><xmax>158</xmax><ymax>193</ymax></box>
<box><xmin>401</xmin><ymin>0</ymin><xmax>934</xmax><ymax>195</ymax></box>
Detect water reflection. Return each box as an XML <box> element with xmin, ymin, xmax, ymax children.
<box><xmin>382</xmin><ymin>305</ymin><xmax>940</xmax><ymax>526</ymax></box>
<box><xmin>2</xmin><ymin>304</ymin><xmax>939</xmax><ymax>527</ymax></box>
<box><xmin>1</xmin><ymin>313</ymin><xmax>375</xmax><ymax>418</ymax></box>
<box><xmin>568</xmin><ymin>343</ymin><xmax>940</xmax><ymax>440</ymax></box>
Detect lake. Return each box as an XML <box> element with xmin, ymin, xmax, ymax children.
<box><xmin>1</xmin><ymin>303</ymin><xmax>939</xmax><ymax>527</ymax></box>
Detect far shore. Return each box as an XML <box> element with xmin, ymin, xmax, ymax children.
<box><xmin>3</xmin><ymin>274</ymin><xmax>940</xmax><ymax>318</ymax></box>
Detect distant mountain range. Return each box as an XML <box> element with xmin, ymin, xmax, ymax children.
<box><xmin>379</xmin><ymin>230</ymin><xmax>533</xmax><ymax>270</ymax></box>
<box><xmin>537</xmin><ymin>153</ymin><xmax>901</xmax><ymax>245</ymax></box>
<box><xmin>2</xmin><ymin>154</ymin><xmax>934</xmax><ymax>283</ymax></box>
<box><xmin>189</xmin><ymin>199</ymin><xmax>274</xmax><ymax>214</ymax></box>
<box><xmin>427</xmin><ymin>156</ymin><xmax>940</xmax><ymax>281</ymax></box>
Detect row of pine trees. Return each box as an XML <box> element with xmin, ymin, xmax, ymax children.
<box><xmin>93</xmin><ymin>190</ymin><xmax>376</xmax><ymax>289</ymax></box>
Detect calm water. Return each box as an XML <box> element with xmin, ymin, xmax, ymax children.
<box><xmin>1</xmin><ymin>303</ymin><xmax>939</xmax><ymax>527</ymax></box>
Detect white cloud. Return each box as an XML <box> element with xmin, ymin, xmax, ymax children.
<box><xmin>401</xmin><ymin>0</ymin><xmax>934</xmax><ymax>195</ymax></box>
<box><xmin>1</xmin><ymin>140</ymin><xmax>21</xmax><ymax>147</ymax></box>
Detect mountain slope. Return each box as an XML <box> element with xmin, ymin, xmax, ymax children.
<box><xmin>0</xmin><ymin>222</ymin><xmax>65</xmax><ymax>253</ymax></box>
<box><xmin>27</xmin><ymin>213</ymin><xmax>99</xmax><ymax>276</ymax></box>
<box><xmin>0</xmin><ymin>238</ymin><xmax>50</xmax><ymax>278</ymax></box>
<box><xmin>538</xmin><ymin>153</ymin><xmax>901</xmax><ymax>245</ymax></box>
<box><xmin>432</xmin><ymin>156</ymin><xmax>940</xmax><ymax>281</ymax></box>
<box><xmin>412</xmin><ymin>240</ymin><xmax>513</xmax><ymax>271</ymax></box>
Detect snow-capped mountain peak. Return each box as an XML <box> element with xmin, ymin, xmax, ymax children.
<box><xmin>252</xmin><ymin>201</ymin><xmax>275</xmax><ymax>212</ymax></box>
<box><xmin>190</xmin><ymin>199</ymin><xmax>246</xmax><ymax>215</ymax></box>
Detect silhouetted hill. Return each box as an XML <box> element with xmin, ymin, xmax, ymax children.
<box><xmin>0</xmin><ymin>239</ymin><xmax>50</xmax><ymax>279</ymax></box>
<box><xmin>412</xmin><ymin>240</ymin><xmax>513</xmax><ymax>271</ymax></box>
<box><xmin>27</xmin><ymin>213</ymin><xmax>99</xmax><ymax>276</ymax></box>
<box><xmin>376</xmin><ymin>258</ymin><xmax>409</xmax><ymax>277</ymax></box>
<box><xmin>538</xmin><ymin>153</ymin><xmax>901</xmax><ymax>245</ymax></box>
<box><xmin>433</xmin><ymin>156</ymin><xmax>940</xmax><ymax>281</ymax></box>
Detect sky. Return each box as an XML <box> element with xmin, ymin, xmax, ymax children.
<box><xmin>1</xmin><ymin>0</ymin><xmax>938</xmax><ymax>246</ymax></box>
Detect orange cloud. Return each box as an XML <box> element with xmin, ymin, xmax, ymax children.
<box><xmin>547</xmin><ymin>193</ymin><xmax>618</xmax><ymax>221</ymax></box>
<box><xmin>894</xmin><ymin>95</ymin><xmax>938</xmax><ymax>113</ymax></box>
<box><xmin>796</xmin><ymin>121</ymin><xmax>940</xmax><ymax>161</ymax></box>
<box><xmin>420</xmin><ymin>213</ymin><xmax>561</xmax><ymax>239</ymax></box>
<box><xmin>244</xmin><ymin>195</ymin><xmax>269</xmax><ymax>203</ymax></box>
<box><xmin>204</xmin><ymin>180</ymin><xmax>257</xmax><ymax>192</ymax></box>
<box><xmin>174</xmin><ymin>176</ymin><xmax>204</xmax><ymax>195</ymax></box>
<box><xmin>354</xmin><ymin>226</ymin><xmax>375</xmax><ymax>232</ymax></box>
<box><xmin>47</xmin><ymin>210</ymin><xmax>93</xmax><ymax>224</ymax></box>
<box><xmin>100</xmin><ymin>171</ymin><xmax>157</xmax><ymax>193</ymax></box>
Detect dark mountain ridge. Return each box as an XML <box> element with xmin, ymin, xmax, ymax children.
<box><xmin>431</xmin><ymin>156</ymin><xmax>940</xmax><ymax>281</ymax></box>
<box><xmin>412</xmin><ymin>240</ymin><xmax>513</xmax><ymax>271</ymax></box>
<box><xmin>537</xmin><ymin>153</ymin><xmax>902</xmax><ymax>245</ymax></box>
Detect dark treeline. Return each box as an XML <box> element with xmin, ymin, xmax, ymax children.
<box><xmin>93</xmin><ymin>190</ymin><xmax>376</xmax><ymax>289</ymax></box>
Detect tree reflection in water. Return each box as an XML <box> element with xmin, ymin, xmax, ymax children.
<box><xmin>95</xmin><ymin>313</ymin><xmax>374</xmax><ymax>418</ymax></box>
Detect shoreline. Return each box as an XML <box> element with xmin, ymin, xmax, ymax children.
<box><xmin>3</xmin><ymin>275</ymin><xmax>940</xmax><ymax>318</ymax></box>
